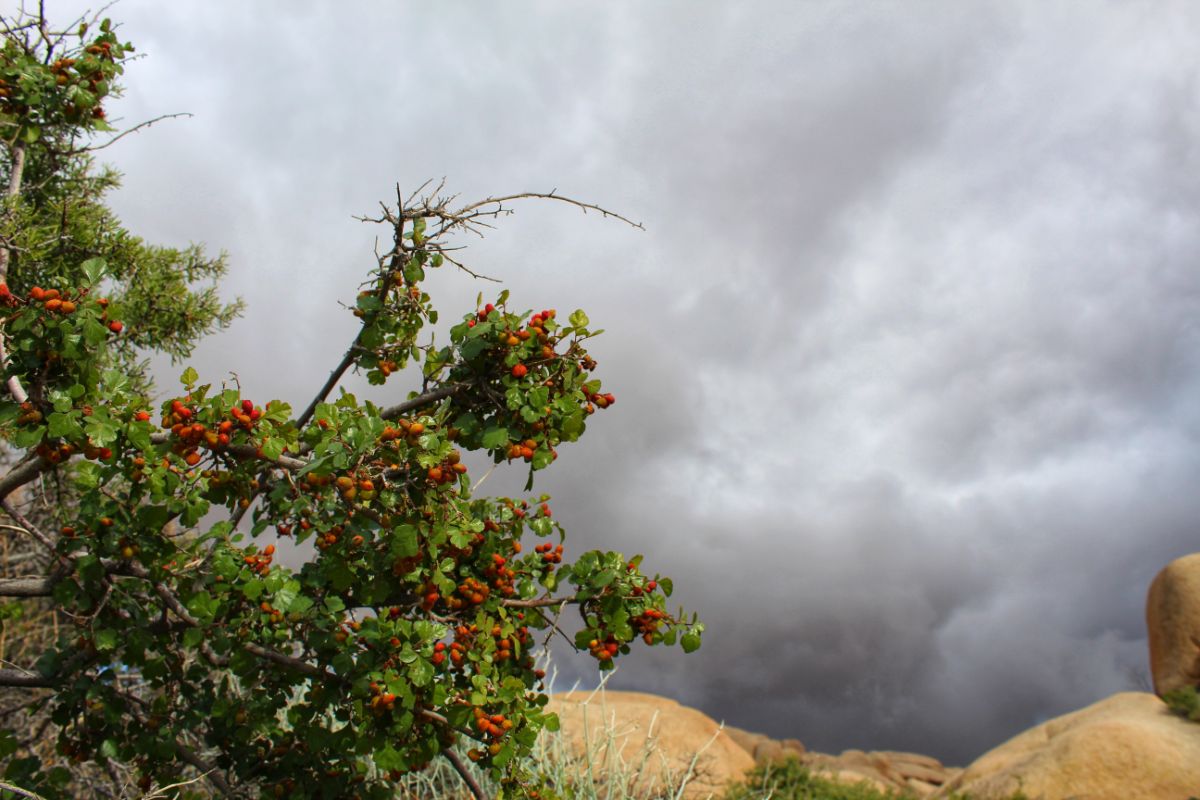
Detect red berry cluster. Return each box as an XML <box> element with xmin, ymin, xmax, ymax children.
<box><xmin>15</xmin><ymin>401</ymin><xmax>42</xmax><ymax>426</ymax></box>
<box><xmin>534</xmin><ymin>542</ymin><xmax>564</xmax><ymax>568</ymax></box>
<box><xmin>450</xmin><ymin>576</ymin><xmax>489</xmax><ymax>609</ymax></box>
<box><xmin>587</xmin><ymin>635</ymin><xmax>621</xmax><ymax>662</ymax></box>
<box><xmin>583</xmin><ymin>388</ymin><xmax>616</xmax><ymax>415</ymax></box>
<box><xmin>483</xmin><ymin>552</ymin><xmax>517</xmax><ymax>598</ymax></box>
<box><xmin>258</xmin><ymin>600</ymin><xmax>284</xmax><ymax>625</ymax></box>
<box><xmin>467</xmin><ymin>706</ymin><xmax>514</xmax><ymax>760</ymax></box>
<box><xmin>367</xmin><ymin>681</ymin><xmax>398</xmax><ymax>715</ymax></box>
<box><xmin>243</xmin><ymin>544</ymin><xmax>275</xmax><ymax>576</ymax></box>
<box><xmin>466</xmin><ymin>302</ymin><xmax>496</xmax><ymax>328</ymax></box>
<box><xmin>381</xmin><ymin>418</ymin><xmax>424</xmax><ymax>442</ymax></box>
<box><xmin>2</xmin><ymin>283</ymin><xmax>123</xmax><ymax>332</ymax></box>
<box><xmin>631</xmin><ymin>608</ymin><xmax>668</xmax><ymax>644</ymax></box>
<box><xmin>163</xmin><ymin>398</ymin><xmax>263</xmax><ymax>467</ymax></box>
<box><xmin>427</xmin><ymin>449</ymin><xmax>468</xmax><ymax>485</ymax></box>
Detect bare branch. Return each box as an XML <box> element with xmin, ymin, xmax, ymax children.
<box><xmin>0</xmin><ymin>667</ymin><xmax>54</xmax><ymax>688</ymax></box>
<box><xmin>0</xmin><ymin>453</ymin><xmax>49</xmax><ymax>503</ymax></box>
<box><xmin>0</xmin><ymin>779</ymin><xmax>49</xmax><ymax>800</ymax></box>
<box><xmin>379</xmin><ymin>383</ymin><xmax>468</xmax><ymax>421</ymax></box>
<box><xmin>296</xmin><ymin>348</ymin><xmax>357</xmax><ymax>429</ymax></box>
<box><xmin>2</xmin><ymin>496</ymin><xmax>61</xmax><ymax>554</ymax></box>
<box><xmin>1</xmin><ymin>140</ymin><xmax>29</xmax><ymax>403</ymax></box>
<box><xmin>501</xmin><ymin>595</ymin><xmax>579</xmax><ymax>609</ymax></box>
<box><xmin>0</xmin><ymin>575</ymin><xmax>53</xmax><ymax>597</ymax></box>
<box><xmin>444</xmin><ymin>748</ymin><xmax>488</xmax><ymax>800</ymax></box>
<box><xmin>73</xmin><ymin>112</ymin><xmax>193</xmax><ymax>153</ymax></box>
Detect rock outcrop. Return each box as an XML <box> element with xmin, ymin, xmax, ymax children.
<box><xmin>546</xmin><ymin>690</ymin><xmax>754</xmax><ymax>799</ymax></box>
<box><xmin>933</xmin><ymin>691</ymin><xmax>1200</xmax><ymax>800</ymax></box>
<box><xmin>548</xmin><ymin>690</ymin><xmax>960</xmax><ymax>798</ymax></box>
<box><xmin>1147</xmin><ymin>552</ymin><xmax>1200</xmax><ymax>696</ymax></box>
<box><xmin>722</xmin><ymin>725</ymin><xmax>805</xmax><ymax>764</ymax></box>
<box><xmin>801</xmin><ymin>749</ymin><xmax>959</xmax><ymax>797</ymax></box>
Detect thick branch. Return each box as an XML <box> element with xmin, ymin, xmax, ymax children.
<box><xmin>0</xmin><ymin>575</ymin><xmax>53</xmax><ymax>596</ymax></box>
<box><xmin>0</xmin><ymin>779</ymin><xmax>48</xmax><ymax>800</ymax></box>
<box><xmin>444</xmin><ymin>748</ymin><xmax>488</xmax><ymax>800</ymax></box>
<box><xmin>501</xmin><ymin>595</ymin><xmax>579</xmax><ymax>609</ymax></box>
<box><xmin>0</xmin><ymin>668</ymin><xmax>54</xmax><ymax>688</ymax></box>
<box><xmin>296</xmin><ymin>347</ymin><xmax>358</xmax><ymax>429</ymax></box>
<box><xmin>0</xmin><ymin>140</ymin><xmax>25</xmax><ymax>284</ymax></box>
<box><xmin>379</xmin><ymin>383</ymin><xmax>467</xmax><ymax>421</ymax></box>
<box><xmin>1</xmin><ymin>140</ymin><xmax>27</xmax><ymax>403</ymax></box>
<box><xmin>0</xmin><ymin>454</ymin><xmax>49</xmax><ymax>503</ymax></box>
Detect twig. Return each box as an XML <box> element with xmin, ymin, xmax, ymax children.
<box><xmin>73</xmin><ymin>112</ymin><xmax>193</xmax><ymax>153</ymax></box>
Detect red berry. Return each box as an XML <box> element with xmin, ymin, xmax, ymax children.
<box><xmin>241</xmin><ymin>399</ymin><xmax>254</xmax><ymax>414</ymax></box>
<box><xmin>511</xmin><ymin>364</ymin><xmax>528</xmax><ymax>378</ymax></box>
<box><xmin>108</xmin><ymin>320</ymin><xmax>123</xmax><ymax>333</ymax></box>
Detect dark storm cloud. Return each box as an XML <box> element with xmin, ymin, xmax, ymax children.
<box><xmin>45</xmin><ymin>0</ymin><xmax>1200</xmax><ymax>765</ymax></box>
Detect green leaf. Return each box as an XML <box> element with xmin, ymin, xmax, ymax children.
<box><xmin>82</xmin><ymin>318</ymin><xmax>108</xmax><ymax>346</ymax></box>
<box><xmin>259</xmin><ymin>436</ymin><xmax>283</xmax><ymax>461</ymax></box>
<box><xmin>84</xmin><ymin>417</ymin><xmax>119</xmax><ymax>447</ymax></box>
<box><xmin>80</xmin><ymin>257</ymin><xmax>108</xmax><ymax>286</ymax></box>
<box><xmin>592</xmin><ymin>568</ymin><xmax>619</xmax><ymax>587</ymax></box>
<box><xmin>681</xmin><ymin>632</ymin><xmax>702</xmax><ymax>653</ymax></box>
<box><xmin>182</xmin><ymin>628</ymin><xmax>204</xmax><ymax>648</ymax></box>
<box><xmin>481</xmin><ymin>426</ymin><xmax>509</xmax><ymax>449</ymax></box>
<box><xmin>94</xmin><ymin>629</ymin><xmax>119</xmax><ymax>651</ymax></box>
<box><xmin>275</xmin><ymin>580</ymin><xmax>301</xmax><ymax>612</ymax></box>
<box><xmin>180</xmin><ymin>367</ymin><xmax>198</xmax><ymax>387</ymax></box>
<box><xmin>409</xmin><ymin>658</ymin><xmax>433</xmax><ymax>687</ymax></box>
<box><xmin>569</xmin><ymin>309</ymin><xmax>589</xmax><ymax>329</ymax></box>
<box><xmin>392</xmin><ymin>525</ymin><xmax>419</xmax><ymax>558</ymax></box>
<box><xmin>47</xmin><ymin>411</ymin><xmax>80</xmax><ymax>439</ymax></box>
<box><xmin>243</xmin><ymin>580</ymin><xmax>264</xmax><ymax>600</ymax></box>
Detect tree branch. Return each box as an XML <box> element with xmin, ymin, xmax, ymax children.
<box><xmin>443</xmin><ymin>747</ymin><xmax>488</xmax><ymax>800</ymax></box>
<box><xmin>0</xmin><ymin>779</ymin><xmax>49</xmax><ymax>800</ymax></box>
<box><xmin>1</xmin><ymin>139</ymin><xmax>28</xmax><ymax>403</ymax></box>
<box><xmin>379</xmin><ymin>383</ymin><xmax>468</xmax><ymax>421</ymax></box>
<box><xmin>0</xmin><ymin>667</ymin><xmax>54</xmax><ymax>688</ymax></box>
<box><xmin>0</xmin><ymin>454</ymin><xmax>50</xmax><ymax>503</ymax></box>
<box><xmin>501</xmin><ymin>595</ymin><xmax>579</xmax><ymax>609</ymax></box>
<box><xmin>0</xmin><ymin>575</ymin><xmax>54</xmax><ymax>597</ymax></box>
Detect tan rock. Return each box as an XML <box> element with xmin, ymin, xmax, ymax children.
<box><xmin>721</xmin><ymin>725</ymin><xmax>763</xmax><ymax>757</ymax></box>
<box><xmin>546</xmin><ymin>690</ymin><xmax>754</xmax><ymax>799</ymax></box>
<box><xmin>933</xmin><ymin>692</ymin><xmax>1200</xmax><ymax>800</ymax></box>
<box><xmin>780</xmin><ymin>737</ymin><xmax>806</xmax><ymax>756</ymax></box>
<box><xmin>722</xmin><ymin>725</ymin><xmax>799</xmax><ymax>764</ymax></box>
<box><xmin>906</xmin><ymin>777</ymin><xmax>939</xmax><ymax>797</ymax></box>
<box><xmin>1147</xmin><ymin>553</ymin><xmax>1200</xmax><ymax>696</ymax></box>
<box><xmin>871</xmin><ymin>750</ymin><xmax>944</xmax><ymax>771</ymax></box>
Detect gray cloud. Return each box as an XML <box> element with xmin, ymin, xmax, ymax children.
<box><xmin>44</xmin><ymin>0</ymin><xmax>1200</xmax><ymax>766</ymax></box>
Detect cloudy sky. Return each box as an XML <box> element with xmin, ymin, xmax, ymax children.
<box><xmin>43</xmin><ymin>0</ymin><xmax>1200</xmax><ymax>765</ymax></box>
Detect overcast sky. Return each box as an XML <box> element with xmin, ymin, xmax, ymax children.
<box><xmin>41</xmin><ymin>0</ymin><xmax>1200</xmax><ymax>765</ymax></box>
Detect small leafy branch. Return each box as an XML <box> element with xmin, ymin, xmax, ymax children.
<box><xmin>0</xmin><ymin>6</ymin><xmax>702</xmax><ymax>800</ymax></box>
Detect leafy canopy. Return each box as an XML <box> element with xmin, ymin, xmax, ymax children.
<box><xmin>0</xmin><ymin>7</ymin><xmax>701</xmax><ymax>800</ymax></box>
